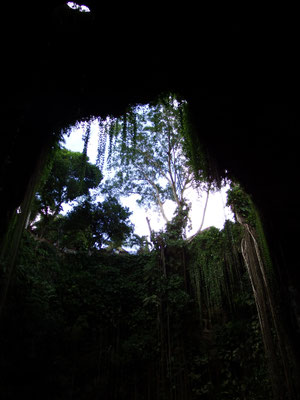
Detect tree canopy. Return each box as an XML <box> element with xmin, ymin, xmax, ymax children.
<box><xmin>60</xmin><ymin>196</ymin><xmax>133</xmax><ymax>251</ymax></box>
<box><xmin>28</xmin><ymin>145</ymin><xmax>133</xmax><ymax>251</ymax></box>
<box><xmin>31</xmin><ymin>147</ymin><xmax>102</xmax><ymax>226</ymax></box>
<box><xmin>103</xmin><ymin>95</ymin><xmax>211</xmax><ymax>238</ymax></box>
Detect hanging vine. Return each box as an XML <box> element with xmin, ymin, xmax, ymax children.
<box><xmin>227</xmin><ymin>183</ymin><xmax>297</xmax><ymax>400</ymax></box>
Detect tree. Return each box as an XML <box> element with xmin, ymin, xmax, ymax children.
<box><xmin>103</xmin><ymin>95</ymin><xmax>210</xmax><ymax>237</ymax></box>
<box><xmin>31</xmin><ymin>146</ymin><xmax>102</xmax><ymax>236</ymax></box>
<box><xmin>60</xmin><ymin>196</ymin><xmax>133</xmax><ymax>250</ymax></box>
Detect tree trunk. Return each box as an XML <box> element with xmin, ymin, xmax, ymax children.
<box><xmin>187</xmin><ymin>185</ymin><xmax>211</xmax><ymax>242</ymax></box>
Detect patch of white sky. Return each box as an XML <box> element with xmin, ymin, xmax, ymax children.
<box><xmin>61</xmin><ymin>118</ymin><xmax>234</xmax><ymax>239</ymax></box>
<box><xmin>66</xmin><ymin>2</ymin><xmax>91</xmax><ymax>12</ymax></box>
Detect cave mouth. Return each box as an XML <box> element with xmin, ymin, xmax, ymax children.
<box><xmin>56</xmin><ymin>96</ymin><xmax>235</xmax><ymax>253</ymax></box>
<box><xmin>0</xmin><ymin>94</ymin><xmax>297</xmax><ymax>400</ymax></box>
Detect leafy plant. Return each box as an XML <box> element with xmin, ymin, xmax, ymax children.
<box><xmin>60</xmin><ymin>196</ymin><xmax>133</xmax><ymax>250</ymax></box>
<box><xmin>226</xmin><ymin>184</ymin><xmax>256</xmax><ymax>226</ymax></box>
<box><xmin>31</xmin><ymin>146</ymin><xmax>102</xmax><ymax>235</ymax></box>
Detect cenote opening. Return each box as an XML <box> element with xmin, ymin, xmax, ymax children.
<box><xmin>0</xmin><ymin>94</ymin><xmax>298</xmax><ymax>399</ymax></box>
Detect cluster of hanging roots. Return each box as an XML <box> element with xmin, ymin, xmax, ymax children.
<box><xmin>237</xmin><ymin>212</ymin><xmax>298</xmax><ymax>400</ymax></box>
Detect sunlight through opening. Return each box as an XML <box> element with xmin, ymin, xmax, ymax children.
<box><xmin>59</xmin><ymin>97</ymin><xmax>235</xmax><ymax>253</ymax></box>
<box><xmin>66</xmin><ymin>2</ymin><xmax>91</xmax><ymax>12</ymax></box>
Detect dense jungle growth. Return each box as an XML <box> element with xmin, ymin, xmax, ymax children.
<box><xmin>0</xmin><ymin>217</ymin><xmax>272</xmax><ymax>400</ymax></box>
<box><xmin>0</xmin><ymin>95</ymin><xmax>298</xmax><ymax>399</ymax></box>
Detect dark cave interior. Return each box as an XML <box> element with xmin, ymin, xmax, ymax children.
<box><xmin>1</xmin><ymin>2</ymin><xmax>300</xmax><ymax>396</ymax></box>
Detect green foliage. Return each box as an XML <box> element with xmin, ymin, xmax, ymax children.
<box><xmin>186</xmin><ymin>222</ymin><xmax>271</xmax><ymax>399</ymax></box>
<box><xmin>0</xmin><ymin>216</ymin><xmax>273</xmax><ymax>399</ymax></box>
<box><xmin>32</xmin><ymin>146</ymin><xmax>102</xmax><ymax>227</ymax></box>
<box><xmin>165</xmin><ymin>202</ymin><xmax>190</xmax><ymax>240</ymax></box>
<box><xmin>207</xmin><ymin>317</ymin><xmax>270</xmax><ymax>400</ymax></box>
<box><xmin>179</xmin><ymin>100</ymin><xmax>226</xmax><ymax>188</ymax></box>
<box><xmin>226</xmin><ymin>184</ymin><xmax>274</xmax><ymax>280</ymax></box>
<box><xmin>226</xmin><ymin>184</ymin><xmax>256</xmax><ymax>226</ymax></box>
<box><xmin>128</xmin><ymin>234</ymin><xmax>151</xmax><ymax>254</ymax></box>
<box><xmin>26</xmin><ymin>142</ymin><xmax>134</xmax><ymax>254</ymax></box>
<box><xmin>180</xmin><ymin>101</ymin><xmax>210</xmax><ymax>183</ymax></box>
<box><xmin>151</xmin><ymin>202</ymin><xmax>191</xmax><ymax>251</ymax></box>
<box><xmin>189</xmin><ymin>226</ymin><xmax>232</xmax><ymax>316</ymax></box>
<box><xmin>0</xmin><ymin>97</ymin><xmax>274</xmax><ymax>399</ymax></box>
<box><xmin>61</xmin><ymin>196</ymin><xmax>134</xmax><ymax>250</ymax></box>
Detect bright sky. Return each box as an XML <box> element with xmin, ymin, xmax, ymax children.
<box><xmin>67</xmin><ymin>2</ymin><xmax>91</xmax><ymax>12</ymax></box>
<box><xmin>61</xmin><ymin>119</ymin><xmax>234</xmax><ymax>239</ymax></box>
